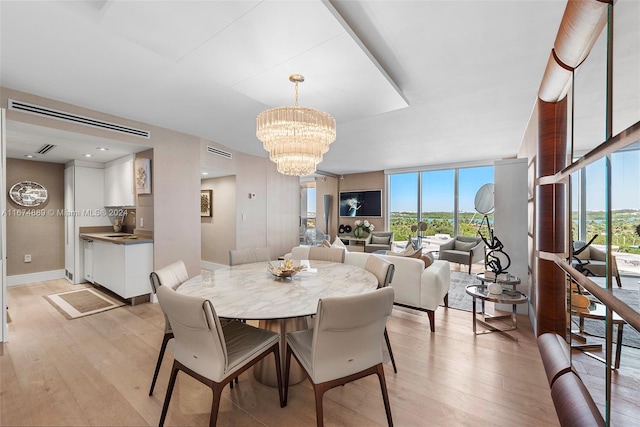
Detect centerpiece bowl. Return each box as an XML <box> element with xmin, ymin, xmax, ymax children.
<box><xmin>268</xmin><ymin>260</ymin><xmax>306</xmax><ymax>279</ymax></box>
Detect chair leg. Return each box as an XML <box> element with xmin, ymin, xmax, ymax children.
<box><xmin>228</xmin><ymin>375</ymin><xmax>238</xmax><ymax>389</ymax></box>
<box><xmin>426</xmin><ymin>310</ymin><xmax>435</xmax><ymax>332</ymax></box>
<box><xmin>272</xmin><ymin>346</ymin><xmax>285</xmax><ymax>407</ymax></box>
<box><xmin>375</xmin><ymin>363</ymin><xmax>394</xmax><ymax>427</ymax></box>
<box><xmin>283</xmin><ymin>345</ymin><xmax>293</xmax><ymax>406</ymax></box>
<box><xmin>384</xmin><ymin>328</ymin><xmax>397</xmax><ymax>373</ymax></box>
<box><xmin>149</xmin><ymin>332</ymin><xmax>173</xmax><ymax>396</ymax></box>
<box><xmin>443</xmin><ymin>293</ymin><xmax>449</xmax><ymax>308</ymax></box>
<box><xmin>159</xmin><ymin>361</ymin><xmax>180</xmax><ymax>427</ymax></box>
<box><xmin>312</xmin><ymin>383</ymin><xmax>329</xmax><ymax>427</ymax></box>
<box><xmin>207</xmin><ymin>383</ymin><xmax>224</xmax><ymax>427</ymax></box>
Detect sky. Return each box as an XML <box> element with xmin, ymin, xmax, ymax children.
<box><xmin>578</xmin><ymin>150</ymin><xmax>640</xmax><ymax>211</ymax></box>
<box><xmin>390</xmin><ymin>166</ymin><xmax>494</xmax><ymax>212</ymax></box>
<box><xmin>308</xmin><ymin>149</ymin><xmax>639</xmax><ymax>217</ymax></box>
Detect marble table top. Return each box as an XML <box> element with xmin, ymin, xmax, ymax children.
<box><xmin>177</xmin><ymin>260</ymin><xmax>378</xmax><ymax>320</ymax></box>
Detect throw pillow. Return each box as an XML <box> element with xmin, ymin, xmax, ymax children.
<box><xmin>421</xmin><ymin>252</ymin><xmax>434</xmax><ymax>268</ymax></box>
<box><xmin>321</xmin><ymin>239</ymin><xmax>331</xmax><ymax>248</ymax></box>
<box><xmin>405</xmin><ymin>247</ymin><xmax>423</xmax><ymax>259</ymax></box>
<box><xmin>573</xmin><ymin>242</ymin><xmax>590</xmax><ymax>260</ymax></box>
<box><xmin>371</xmin><ymin>235</ymin><xmax>390</xmax><ymax>244</ymax></box>
<box><xmin>332</xmin><ymin>236</ymin><xmax>348</xmax><ymax>250</ymax></box>
<box><xmin>399</xmin><ymin>242</ymin><xmax>414</xmax><ymax>255</ymax></box>
<box><xmin>454</xmin><ymin>240</ymin><xmax>477</xmax><ymax>251</ymax></box>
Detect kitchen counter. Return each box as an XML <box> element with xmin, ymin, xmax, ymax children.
<box><xmin>80</xmin><ymin>232</ymin><xmax>153</xmax><ymax>245</ymax></box>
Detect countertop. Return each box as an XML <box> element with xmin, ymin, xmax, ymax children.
<box><xmin>80</xmin><ymin>232</ymin><xmax>153</xmax><ymax>245</ymax></box>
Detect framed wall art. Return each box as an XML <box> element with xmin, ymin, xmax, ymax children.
<box><xmin>135</xmin><ymin>158</ymin><xmax>151</xmax><ymax>194</ymax></box>
<box><xmin>201</xmin><ymin>189</ymin><xmax>212</xmax><ymax>217</ymax></box>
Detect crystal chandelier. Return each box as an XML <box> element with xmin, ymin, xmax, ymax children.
<box><xmin>256</xmin><ymin>74</ymin><xmax>336</xmax><ymax>176</ymax></box>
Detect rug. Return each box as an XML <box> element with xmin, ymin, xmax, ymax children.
<box><xmin>444</xmin><ymin>271</ymin><xmax>478</xmax><ymax>312</ymax></box>
<box><xmin>444</xmin><ymin>271</ymin><xmax>640</xmax><ymax>348</ymax></box>
<box><xmin>45</xmin><ymin>287</ymin><xmax>125</xmax><ymax>320</ymax></box>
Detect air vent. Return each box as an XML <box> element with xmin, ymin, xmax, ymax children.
<box><xmin>36</xmin><ymin>144</ymin><xmax>57</xmax><ymax>154</ymax></box>
<box><xmin>207</xmin><ymin>145</ymin><xmax>232</xmax><ymax>159</ymax></box>
<box><xmin>9</xmin><ymin>99</ymin><xmax>150</xmax><ymax>139</ymax></box>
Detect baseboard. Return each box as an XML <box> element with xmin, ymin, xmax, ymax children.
<box><xmin>7</xmin><ymin>269</ymin><xmax>66</xmax><ymax>286</ymax></box>
<box><xmin>201</xmin><ymin>260</ymin><xmax>228</xmax><ymax>271</ymax></box>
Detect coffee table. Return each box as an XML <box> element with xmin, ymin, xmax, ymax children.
<box><xmin>465</xmin><ymin>284</ymin><xmax>528</xmax><ymax>341</ymax></box>
<box><xmin>476</xmin><ymin>272</ymin><xmax>521</xmax><ymax>289</ymax></box>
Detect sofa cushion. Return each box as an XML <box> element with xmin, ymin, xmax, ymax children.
<box><xmin>454</xmin><ymin>240</ymin><xmax>477</xmax><ymax>251</ymax></box>
<box><xmin>371</xmin><ymin>235</ymin><xmax>390</xmax><ymax>245</ymax></box>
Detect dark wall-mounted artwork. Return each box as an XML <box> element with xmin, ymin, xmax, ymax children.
<box><xmin>201</xmin><ymin>189</ymin><xmax>212</xmax><ymax>217</ymax></box>
<box><xmin>339</xmin><ymin>190</ymin><xmax>382</xmax><ymax>217</ymax></box>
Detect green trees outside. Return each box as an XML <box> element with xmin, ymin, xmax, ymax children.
<box><xmin>575</xmin><ymin>209</ymin><xmax>640</xmax><ymax>254</ymax></box>
<box><xmin>391</xmin><ymin>209</ymin><xmax>640</xmax><ymax>254</ymax></box>
<box><xmin>390</xmin><ymin>211</ymin><xmax>495</xmax><ymax>242</ymax></box>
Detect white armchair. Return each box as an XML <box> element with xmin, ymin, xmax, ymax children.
<box><xmin>345</xmin><ymin>252</ymin><xmax>450</xmax><ymax>332</ymax></box>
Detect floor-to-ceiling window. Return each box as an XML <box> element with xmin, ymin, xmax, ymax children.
<box><xmin>389</xmin><ymin>172</ymin><xmax>418</xmax><ymax>243</ymax></box>
<box><xmin>458</xmin><ymin>166</ymin><xmax>494</xmax><ymax>237</ymax></box>
<box><xmin>573</xmin><ymin>148</ymin><xmax>640</xmax><ymax>278</ymax></box>
<box><xmin>421</xmin><ymin>170</ymin><xmax>455</xmax><ymax>237</ymax></box>
<box><xmin>300</xmin><ymin>183</ymin><xmax>317</xmax><ymax>244</ymax></box>
<box><xmin>388</xmin><ymin>165</ymin><xmax>494</xmax><ymax>245</ymax></box>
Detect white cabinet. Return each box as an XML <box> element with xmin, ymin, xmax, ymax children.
<box><xmin>92</xmin><ymin>240</ymin><xmax>111</xmax><ymax>287</ymax></box>
<box><xmin>104</xmin><ymin>154</ymin><xmax>135</xmax><ymax>207</ymax></box>
<box><xmin>91</xmin><ymin>241</ymin><xmax>153</xmax><ymax>299</ymax></box>
<box><xmin>65</xmin><ymin>163</ymin><xmax>110</xmax><ymax>284</ymax></box>
<box><xmin>83</xmin><ymin>239</ymin><xmax>94</xmax><ymax>282</ymax></box>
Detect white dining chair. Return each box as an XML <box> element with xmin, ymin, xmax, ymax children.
<box><xmin>148</xmin><ymin>260</ymin><xmax>189</xmax><ymax>396</ymax></box>
<box><xmin>156</xmin><ymin>286</ymin><xmax>284</xmax><ymax>426</ymax></box>
<box><xmin>283</xmin><ymin>287</ymin><xmax>395</xmax><ymax>426</ymax></box>
<box><xmin>229</xmin><ymin>247</ymin><xmax>271</xmax><ymax>265</ymax></box>
<box><xmin>364</xmin><ymin>255</ymin><xmax>398</xmax><ymax>373</ymax></box>
<box><xmin>308</xmin><ymin>246</ymin><xmax>345</xmax><ymax>262</ymax></box>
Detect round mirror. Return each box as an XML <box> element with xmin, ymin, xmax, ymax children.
<box><xmin>474</xmin><ymin>183</ymin><xmax>495</xmax><ymax>215</ymax></box>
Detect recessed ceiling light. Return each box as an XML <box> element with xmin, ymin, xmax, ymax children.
<box><xmin>202</xmin><ymin>172</ymin><xmax>209</xmax><ymax>175</ymax></box>
<box><xmin>24</xmin><ymin>154</ymin><xmax>35</xmax><ymax>158</ymax></box>
<box><xmin>84</xmin><ymin>154</ymin><xmax>92</xmax><ymax>158</ymax></box>
<box><xmin>96</xmin><ymin>147</ymin><xmax>109</xmax><ymax>151</ymax></box>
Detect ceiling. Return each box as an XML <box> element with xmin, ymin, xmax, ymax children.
<box><xmin>1</xmin><ymin>0</ymin><xmax>570</xmax><ymax>174</ymax></box>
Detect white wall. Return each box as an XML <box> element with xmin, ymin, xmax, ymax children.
<box><xmin>494</xmin><ymin>158</ymin><xmax>529</xmax><ymax>314</ymax></box>
<box><xmin>3</xmin><ymin>87</ymin><xmax>300</xmax><ymax>279</ymax></box>
<box><xmin>201</xmin><ymin>175</ymin><xmax>236</xmax><ymax>264</ymax></box>
<box><xmin>235</xmin><ymin>152</ymin><xmax>299</xmax><ymax>259</ymax></box>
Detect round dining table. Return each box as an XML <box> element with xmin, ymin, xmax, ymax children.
<box><xmin>177</xmin><ymin>260</ymin><xmax>378</xmax><ymax>386</ymax></box>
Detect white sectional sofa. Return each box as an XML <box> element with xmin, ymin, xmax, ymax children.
<box><xmin>344</xmin><ymin>252</ymin><xmax>451</xmax><ymax>332</ymax></box>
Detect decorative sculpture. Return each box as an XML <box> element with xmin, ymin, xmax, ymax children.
<box><xmin>478</xmin><ymin>215</ymin><xmax>511</xmax><ymax>275</ymax></box>
<box><xmin>473</xmin><ymin>182</ymin><xmax>510</xmax><ymax>275</ymax></box>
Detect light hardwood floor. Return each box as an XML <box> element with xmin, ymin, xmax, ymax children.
<box><xmin>1</xmin><ymin>278</ymin><xmax>560</xmax><ymax>426</ymax></box>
